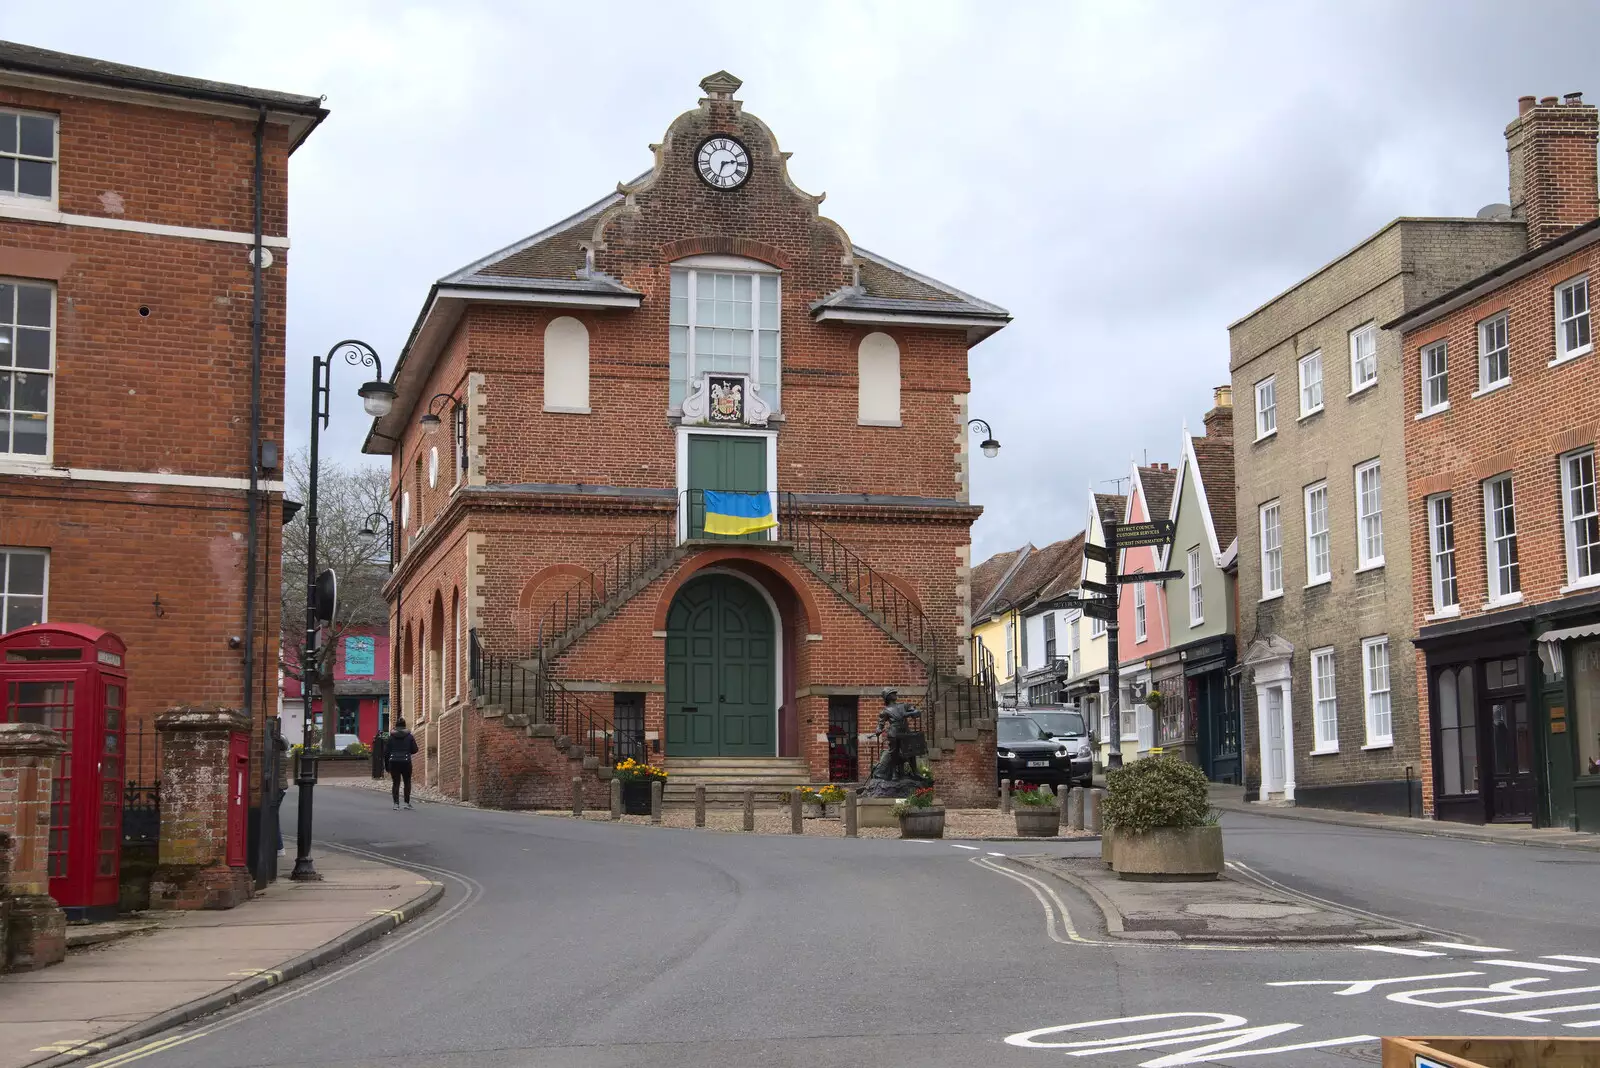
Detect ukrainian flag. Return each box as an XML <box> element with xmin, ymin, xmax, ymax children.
<box><xmin>702</xmin><ymin>490</ymin><xmax>777</xmax><ymax>536</ymax></box>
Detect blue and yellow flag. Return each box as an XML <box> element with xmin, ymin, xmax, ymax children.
<box><xmin>702</xmin><ymin>490</ymin><xmax>777</xmax><ymax>536</ymax></box>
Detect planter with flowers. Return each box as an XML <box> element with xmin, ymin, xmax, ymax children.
<box><xmin>893</xmin><ymin>786</ymin><xmax>945</xmax><ymax>839</ymax></box>
<box><xmin>798</xmin><ymin>784</ymin><xmax>847</xmax><ymax>818</ymax></box>
<box><xmin>1012</xmin><ymin>785</ymin><xmax>1061</xmax><ymax>837</ymax></box>
<box><xmin>612</xmin><ymin>758</ymin><xmax>668</xmax><ymax>815</ymax></box>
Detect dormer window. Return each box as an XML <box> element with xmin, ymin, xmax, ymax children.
<box><xmin>669</xmin><ymin>257</ymin><xmax>780</xmax><ymax>409</ymax></box>
<box><xmin>0</xmin><ymin>109</ymin><xmax>57</xmax><ymax>204</ymax></box>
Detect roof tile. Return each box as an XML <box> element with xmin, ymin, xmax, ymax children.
<box><xmin>1190</xmin><ymin>437</ymin><xmax>1237</xmax><ymax>551</ymax></box>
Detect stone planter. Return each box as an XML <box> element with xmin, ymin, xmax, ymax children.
<box><xmin>1110</xmin><ymin>825</ymin><xmax>1223</xmax><ymax>881</ymax></box>
<box><xmin>898</xmin><ymin>806</ymin><xmax>945</xmax><ymax>839</ymax></box>
<box><xmin>857</xmin><ymin>798</ymin><xmax>899</xmax><ymax>829</ymax></box>
<box><xmin>620</xmin><ymin>780</ymin><xmax>654</xmax><ymax>816</ymax></box>
<box><xmin>1101</xmin><ymin>824</ymin><xmax>1116</xmax><ymax>867</ymax></box>
<box><xmin>802</xmin><ymin>803</ymin><xmax>838</xmax><ymax>820</ymax></box>
<box><xmin>1014</xmin><ymin>805</ymin><xmax>1061</xmax><ymax>838</ymax></box>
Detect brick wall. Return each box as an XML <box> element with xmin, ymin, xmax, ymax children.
<box><xmin>1506</xmin><ymin>95</ymin><xmax>1599</xmax><ymax>250</ymax></box>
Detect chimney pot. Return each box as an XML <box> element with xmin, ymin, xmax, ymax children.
<box><xmin>1541</xmin><ymin>96</ymin><xmax>1559</xmax><ymax>106</ymax></box>
<box><xmin>1520</xmin><ymin>95</ymin><xmax>1537</xmax><ymax>115</ymax></box>
<box><xmin>1507</xmin><ymin>91</ymin><xmax>1599</xmax><ymax>250</ymax></box>
<box><xmin>1213</xmin><ymin>384</ymin><xmax>1233</xmax><ymax>409</ymax></box>
<box><xmin>1567</xmin><ymin>92</ymin><xmax>1585</xmax><ymax>106</ymax></box>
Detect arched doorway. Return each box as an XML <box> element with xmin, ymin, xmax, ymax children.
<box><xmin>665</xmin><ymin>572</ymin><xmax>777</xmax><ymax>756</ymax></box>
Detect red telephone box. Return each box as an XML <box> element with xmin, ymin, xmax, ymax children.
<box><xmin>0</xmin><ymin>624</ymin><xmax>127</xmax><ymax>917</ymax></box>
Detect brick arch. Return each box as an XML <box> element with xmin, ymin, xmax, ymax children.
<box><xmin>518</xmin><ymin>563</ymin><xmax>597</xmax><ymax>611</ymax></box>
<box><xmin>650</xmin><ymin>548</ymin><xmax>821</xmax><ymax>634</ymax></box>
<box><xmin>880</xmin><ymin>573</ymin><xmax>923</xmax><ymax>612</ymax></box>
<box><xmin>660</xmin><ymin>236</ymin><xmax>790</xmax><ymax>269</ymax></box>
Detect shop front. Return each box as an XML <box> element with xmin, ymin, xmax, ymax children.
<box><xmin>1536</xmin><ymin>613</ymin><xmax>1600</xmax><ymax>832</ymax></box>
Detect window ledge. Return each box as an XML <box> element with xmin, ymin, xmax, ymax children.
<box><xmin>1483</xmin><ymin>592</ymin><xmax>1525</xmax><ymax>610</ymax></box>
<box><xmin>1305</xmin><ymin>576</ymin><xmax>1332</xmax><ymax>590</ymax></box>
<box><xmin>1253</xmin><ymin>429</ymin><xmax>1278</xmax><ymax>444</ymax></box>
<box><xmin>1551</xmin><ymin>346</ymin><xmax>1594</xmax><ymax>368</ymax></box>
<box><xmin>0</xmin><ymin>200</ymin><xmax>63</xmax><ymax>224</ymax></box>
<box><xmin>1361</xmin><ymin>740</ymin><xmax>1395</xmax><ymax>751</ymax></box>
<box><xmin>1310</xmin><ymin>746</ymin><xmax>1340</xmax><ymax>757</ymax></box>
<box><xmin>1560</xmin><ymin>576</ymin><xmax>1600</xmax><ymax>595</ymax></box>
<box><xmin>1348</xmin><ymin>379</ymin><xmax>1379</xmax><ymax>398</ymax></box>
<box><xmin>858</xmin><ymin>418</ymin><xmax>903</xmax><ymax>428</ymax></box>
<box><xmin>1299</xmin><ymin>406</ymin><xmax>1324</xmax><ymax>422</ymax></box>
<box><xmin>0</xmin><ymin>458</ymin><xmax>58</xmax><ymax>476</ymax></box>
<box><xmin>1355</xmin><ymin>559</ymin><xmax>1386</xmax><ymax>574</ymax></box>
<box><xmin>1259</xmin><ymin>590</ymin><xmax>1284</xmax><ymax>603</ymax></box>
<box><xmin>1424</xmin><ymin>606</ymin><xmax>1462</xmax><ymax>621</ymax></box>
<box><xmin>1415</xmin><ymin>403</ymin><xmax>1451</xmax><ymax>421</ymax></box>
<box><xmin>543</xmin><ymin>405</ymin><xmax>592</xmax><ymax>415</ymax></box>
<box><xmin>1472</xmin><ymin>380</ymin><xmax>1511</xmax><ymax>399</ymax></box>
<box><xmin>1190</xmin><ymin>618</ymin><xmax>1205</xmax><ymax>628</ymax></box>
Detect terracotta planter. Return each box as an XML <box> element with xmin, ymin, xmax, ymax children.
<box><xmin>898</xmin><ymin>806</ymin><xmax>945</xmax><ymax>839</ymax></box>
<box><xmin>1110</xmin><ymin>824</ymin><xmax>1223</xmax><ymax>881</ymax></box>
<box><xmin>1014</xmin><ymin>805</ymin><xmax>1061</xmax><ymax>838</ymax></box>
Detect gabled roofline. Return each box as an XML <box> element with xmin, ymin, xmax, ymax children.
<box><xmin>439</xmin><ymin>181</ymin><xmax>640</xmax><ymax>283</ymax></box>
<box><xmin>974</xmin><ymin>544</ymin><xmax>1034</xmax><ymax>621</ymax></box>
<box><xmin>1177</xmin><ymin>427</ymin><xmax>1229</xmax><ymax>568</ymax></box>
<box><xmin>851</xmin><ymin>245</ymin><xmax>1010</xmax><ymax>316</ymax></box>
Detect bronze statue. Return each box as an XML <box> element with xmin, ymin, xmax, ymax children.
<box><xmin>862</xmin><ymin>688</ymin><xmax>930</xmax><ymax>797</ymax></box>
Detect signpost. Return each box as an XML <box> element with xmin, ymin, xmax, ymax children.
<box><xmin>1112</xmin><ymin>519</ymin><xmax>1175</xmax><ymax>548</ymax></box>
<box><xmin>1098</xmin><ymin>520</ymin><xmax>1178</xmax><ymax>770</ymax></box>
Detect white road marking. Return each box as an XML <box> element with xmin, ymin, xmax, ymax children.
<box><xmin>1477</xmin><ymin>959</ymin><xmax>1585</xmax><ymax>973</ymax></box>
<box><xmin>1356</xmin><ymin>944</ymin><xmax>1444</xmax><ymax>957</ymax></box>
<box><xmin>1461</xmin><ymin>1001</ymin><xmax>1600</xmax><ymax>1024</ymax></box>
<box><xmin>1548</xmin><ymin>955</ymin><xmax>1600</xmax><ymax>965</ymax></box>
<box><xmin>1268</xmin><ymin>972</ymin><xmax>1482</xmax><ymax>996</ymax></box>
<box><xmin>1421</xmin><ymin>941</ymin><xmax>1508</xmax><ymax>952</ymax></box>
<box><xmin>987</xmin><ymin>851</ymin><xmax>1006</xmax><ymax>856</ymax></box>
<box><xmin>949</xmin><ymin>843</ymin><xmax>979</xmax><ymax>850</ymax></box>
<box><xmin>1006</xmin><ymin>1012</ymin><xmax>1377</xmax><ymax>1067</ymax></box>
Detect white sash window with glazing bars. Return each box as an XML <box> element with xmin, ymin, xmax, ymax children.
<box><xmin>669</xmin><ymin>268</ymin><xmax>780</xmax><ymax>409</ymax></box>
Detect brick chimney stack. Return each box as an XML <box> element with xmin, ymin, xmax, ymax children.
<box><xmin>1506</xmin><ymin>92</ymin><xmax>1599</xmax><ymax>250</ymax></box>
<box><xmin>1203</xmin><ymin>384</ymin><xmax>1233</xmax><ymax>439</ymax></box>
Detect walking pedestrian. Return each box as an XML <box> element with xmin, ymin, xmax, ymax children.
<box><xmin>273</xmin><ymin>728</ymin><xmax>290</xmax><ymax>856</ymax></box>
<box><xmin>388</xmin><ymin>717</ymin><xmax>419</xmax><ymax>810</ymax></box>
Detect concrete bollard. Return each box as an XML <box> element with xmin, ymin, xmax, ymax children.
<box><xmin>1000</xmin><ymin>779</ymin><xmax>1012</xmax><ymax>814</ymax></box>
<box><xmin>610</xmin><ymin>777</ymin><xmax>622</xmax><ymax>820</ymax></box>
<box><xmin>694</xmin><ymin>784</ymin><xmax>707</xmax><ymax>827</ymax></box>
<box><xmin>650</xmin><ymin>779</ymin><xmax>663</xmax><ymax>824</ymax></box>
<box><xmin>845</xmin><ymin>792</ymin><xmax>858</xmax><ymax>837</ymax></box>
<box><xmin>1085</xmin><ymin>787</ymin><xmax>1103</xmax><ymax>833</ymax></box>
<box><xmin>572</xmin><ymin>777</ymin><xmax>585</xmax><ymax>817</ymax></box>
<box><xmin>790</xmin><ymin>791</ymin><xmax>803</xmax><ymax>834</ymax></box>
<box><xmin>1067</xmin><ymin>787</ymin><xmax>1085</xmax><ymax>831</ymax></box>
<box><xmin>743</xmin><ymin>788</ymin><xmax>755</xmax><ymax>832</ymax></box>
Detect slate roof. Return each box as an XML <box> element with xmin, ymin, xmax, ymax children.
<box><xmin>1094</xmin><ymin>494</ymin><xmax>1126</xmax><ymax>529</ymax></box>
<box><xmin>972</xmin><ymin>546</ymin><xmax>1028</xmax><ymax>618</ymax></box>
<box><xmin>1138</xmin><ymin>466</ymin><xmax>1177</xmax><ymax>522</ymax></box>
<box><xmin>1190</xmin><ymin>436</ymin><xmax>1237</xmax><ymax>551</ymax></box>
<box><xmin>0</xmin><ymin>41</ymin><xmax>326</xmax><ymax>146</ymax></box>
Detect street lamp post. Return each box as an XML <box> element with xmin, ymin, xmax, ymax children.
<box><xmin>360</xmin><ymin>510</ymin><xmax>400</xmax><ymax>735</ymax></box>
<box><xmin>291</xmin><ymin>340</ymin><xmax>396</xmax><ymax>882</ymax></box>
<box><xmin>967</xmin><ymin>418</ymin><xmax>1001</xmax><ymax>458</ymax></box>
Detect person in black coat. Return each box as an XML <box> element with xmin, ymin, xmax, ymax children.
<box><xmin>387</xmin><ymin>719</ymin><xmax>420</xmax><ymax>809</ymax></box>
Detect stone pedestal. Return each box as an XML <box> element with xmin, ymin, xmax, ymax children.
<box><xmin>0</xmin><ymin>724</ymin><xmax>69</xmax><ymax>971</ymax></box>
<box><xmin>857</xmin><ymin>797</ymin><xmax>899</xmax><ymax>829</ymax></box>
<box><xmin>150</xmin><ymin>706</ymin><xmax>253</xmax><ymax>910</ymax></box>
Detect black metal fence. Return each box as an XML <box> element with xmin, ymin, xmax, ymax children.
<box><xmin>122</xmin><ymin>722</ymin><xmax>162</xmax><ymax>847</ymax></box>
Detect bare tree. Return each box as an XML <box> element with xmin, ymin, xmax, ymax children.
<box><xmin>281</xmin><ymin>450</ymin><xmax>391</xmax><ymax>680</ymax></box>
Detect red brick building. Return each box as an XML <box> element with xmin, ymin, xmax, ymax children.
<box><xmin>1396</xmin><ymin>93</ymin><xmax>1600</xmax><ymax>829</ymax></box>
<box><xmin>0</xmin><ymin>42</ymin><xmax>324</xmax><ymax>874</ymax></box>
<box><xmin>365</xmin><ymin>72</ymin><xmax>1007</xmax><ymax>806</ymax></box>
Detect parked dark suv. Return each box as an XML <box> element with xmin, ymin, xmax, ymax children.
<box><xmin>1014</xmin><ymin>709</ymin><xmax>1093</xmax><ymax>787</ymax></box>
<box><xmin>995</xmin><ymin>714</ymin><xmax>1077</xmax><ymax>788</ymax></box>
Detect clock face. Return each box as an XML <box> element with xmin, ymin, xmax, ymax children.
<box><xmin>696</xmin><ymin>136</ymin><xmax>750</xmax><ymax>190</ymax></box>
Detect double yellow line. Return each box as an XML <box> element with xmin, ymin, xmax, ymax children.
<box><xmin>41</xmin><ymin>1031</ymin><xmax>205</xmax><ymax>1067</ymax></box>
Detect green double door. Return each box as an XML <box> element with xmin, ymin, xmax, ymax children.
<box><xmin>664</xmin><ymin>574</ymin><xmax>776</xmax><ymax>756</ymax></box>
<box><xmin>687</xmin><ymin>433</ymin><xmax>768</xmax><ymax>540</ymax></box>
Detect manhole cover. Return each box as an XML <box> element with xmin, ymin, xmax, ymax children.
<box><xmin>1184</xmin><ymin>902</ymin><xmax>1317</xmax><ymax>919</ymax></box>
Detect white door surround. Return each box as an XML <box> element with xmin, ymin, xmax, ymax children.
<box><xmin>1243</xmin><ymin>636</ymin><xmax>1296</xmax><ymax>803</ymax></box>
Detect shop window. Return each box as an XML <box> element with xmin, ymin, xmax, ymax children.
<box><xmin>1435</xmin><ymin>665</ymin><xmax>1478</xmax><ymax>796</ymax></box>
<box><xmin>336</xmin><ymin>698</ymin><xmax>360</xmax><ymax>737</ymax></box>
<box><xmin>1572</xmin><ymin>640</ymin><xmax>1600</xmax><ymax>777</ymax></box>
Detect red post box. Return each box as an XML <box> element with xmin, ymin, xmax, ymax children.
<box><xmin>227</xmin><ymin>731</ymin><xmax>250</xmax><ymax>869</ymax></box>
<box><xmin>0</xmin><ymin>624</ymin><xmax>128</xmax><ymax>918</ymax></box>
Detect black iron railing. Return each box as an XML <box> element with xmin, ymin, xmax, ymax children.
<box><xmin>122</xmin><ymin>723</ymin><xmax>162</xmax><ymax>846</ymax></box>
<box><xmin>470</xmin><ymin>629</ymin><xmax>639</xmax><ymax>768</ymax></box>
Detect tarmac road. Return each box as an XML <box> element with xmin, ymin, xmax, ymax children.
<box><xmin>80</xmin><ymin>790</ymin><xmax>1600</xmax><ymax>1068</ymax></box>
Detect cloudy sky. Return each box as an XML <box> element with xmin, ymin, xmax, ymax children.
<box><xmin>12</xmin><ymin>1</ymin><xmax>1600</xmax><ymax>560</ymax></box>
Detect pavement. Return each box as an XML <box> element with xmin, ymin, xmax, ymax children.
<box><xmin>35</xmin><ymin>784</ymin><xmax>1594</xmax><ymax>1068</ymax></box>
<box><xmin>0</xmin><ymin>848</ymin><xmax>442</xmax><ymax>1068</ymax></box>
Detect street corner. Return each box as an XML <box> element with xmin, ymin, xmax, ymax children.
<box><xmin>1008</xmin><ymin>853</ymin><xmax>1422</xmax><ymax>945</ymax></box>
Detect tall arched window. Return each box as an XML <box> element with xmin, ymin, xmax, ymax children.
<box><xmin>857</xmin><ymin>331</ymin><xmax>901</xmax><ymax>426</ymax></box>
<box><xmin>544</xmin><ymin>316</ymin><xmax>590</xmax><ymax>413</ymax></box>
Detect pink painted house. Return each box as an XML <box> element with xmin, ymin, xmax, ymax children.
<box><xmin>1117</xmin><ymin>462</ymin><xmax>1177</xmax><ymax>754</ymax></box>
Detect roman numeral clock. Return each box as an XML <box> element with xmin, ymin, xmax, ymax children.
<box><xmin>696</xmin><ymin>136</ymin><xmax>750</xmax><ymax>189</ymax></box>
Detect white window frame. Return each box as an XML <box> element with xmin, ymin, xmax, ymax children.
<box><xmin>1090</xmin><ymin>613</ymin><xmax>1106</xmax><ymax>639</ymax></box>
<box><xmin>1427</xmin><ymin>492</ymin><xmax>1459</xmax><ymax>616</ymax></box>
<box><xmin>1254</xmin><ymin>375</ymin><xmax>1277</xmax><ymax>439</ymax></box>
<box><xmin>1259</xmin><ymin>500</ymin><xmax>1283</xmax><ymax>600</ymax></box>
<box><xmin>1554</xmin><ymin>274</ymin><xmax>1592</xmax><ymax>365</ymax></box>
<box><xmin>0</xmin><ymin>108</ymin><xmax>59</xmax><ymax>208</ymax></box>
<box><xmin>1561</xmin><ymin>447</ymin><xmax>1600</xmax><ymax>590</ymax></box>
<box><xmin>452</xmin><ymin>403</ymin><xmax>467</xmax><ymax>488</ymax></box>
<box><xmin>1187</xmin><ymin>547</ymin><xmax>1204</xmax><ymax>626</ymax></box>
<box><xmin>0</xmin><ymin>547</ymin><xmax>48</xmax><ymax>632</ymax></box>
<box><xmin>1483</xmin><ymin>473</ymin><xmax>1521</xmax><ymax>605</ymax></box>
<box><xmin>1004</xmin><ymin>621</ymin><xmax>1015</xmax><ymax>678</ymax></box>
<box><xmin>1361</xmin><ymin>636</ymin><xmax>1392</xmax><ymax>748</ymax></box>
<box><xmin>1311</xmin><ymin>647</ymin><xmax>1338</xmax><ymax>754</ymax></box>
<box><xmin>1298</xmin><ymin>350</ymin><xmax>1323</xmax><ymax>417</ymax></box>
<box><xmin>669</xmin><ymin>263</ymin><xmax>782</xmax><ymax>410</ymax></box>
<box><xmin>1068</xmin><ymin>615</ymin><xmax>1081</xmax><ymax>676</ymax></box>
<box><xmin>1133</xmin><ymin>580</ymin><xmax>1147</xmax><ymax>643</ymax></box>
<box><xmin>1349</xmin><ymin>322</ymin><xmax>1378</xmax><ymax>394</ymax></box>
<box><xmin>0</xmin><ymin>277</ymin><xmax>56</xmax><ymax>463</ymax></box>
<box><xmin>1304</xmin><ymin>481</ymin><xmax>1330</xmax><ymax>586</ymax></box>
<box><xmin>453</xmin><ymin>599</ymin><xmax>462</xmax><ymax>699</ymax></box>
<box><xmin>1355</xmin><ymin>459</ymin><xmax>1384</xmax><ymax>571</ymax></box>
<box><xmin>1420</xmin><ymin>340</ymin><xmax>1449</xmax><ymax>416</ymax></box>
<box><xmin>1476</xmin><ymin>312</ymin><xmax>1510</xmax><ymax>394</ymax></box>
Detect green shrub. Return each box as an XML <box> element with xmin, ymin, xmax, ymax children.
<box><xmin>343</xmin><ymin>742</ymin><xmax>370</xmax><ymax>758</ymax></box>
<box><xmin>1012</xmin><ymin>786</ymin><xmax>1055</xmax><ymax>808</ymax></box>
<box><xmin>1102</xmin><ymin>756</ymin><xmax>1210</xmax><ymax>833</ymax></box>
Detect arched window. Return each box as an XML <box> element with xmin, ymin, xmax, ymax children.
<box><xmin>857</xmin><ymin>331</ymin><xmax>901</xmax><ymax>426</ymax></box>
<box><xmin>544</xmin><ymin>316</ymin><xmax>590</xmax><ymax>413</ymax></box>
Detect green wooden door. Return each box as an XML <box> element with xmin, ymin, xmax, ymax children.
<box><xmin>687</xmin><ymin>434</ymin><xmax>768</xmax><ymax>540</ymax></box>
<box><xmin>664</xmin><ymin>574</ymin><xmax>775</xmax><ymax>756</ymax></box>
